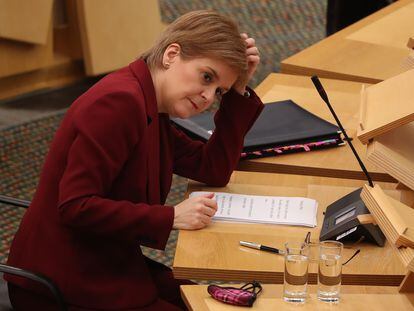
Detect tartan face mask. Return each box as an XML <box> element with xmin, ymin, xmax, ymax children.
<box><xmin>207</xmin><ymin>281</ymin><xmax>262</xmax><ymax>307</ymax></box>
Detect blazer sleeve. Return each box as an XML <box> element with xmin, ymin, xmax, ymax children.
<box><xmin>57</xmin><ymin>92</ymin><xmax>174</xmax><ymax>249</ymax></box>
<box><xmin>172</xmin><ymin>87</ymin><xmax>264</xmax><ymax>186</ymax></box>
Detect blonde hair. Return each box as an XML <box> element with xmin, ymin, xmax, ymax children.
<box><xmin>141</xmin><ymin>10</ymin><xmax>248</xmax><ymax>84</ymax></box>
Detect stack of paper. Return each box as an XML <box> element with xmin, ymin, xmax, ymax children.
<box><xmin>190</xmin><ymin>191</ymin><xmax>318</xmax><ymax>227</ymax></box>
<box><xmin>361</xmin><ymin>184</ymin><xmax>414</xmax><ymax>271</ymax></box>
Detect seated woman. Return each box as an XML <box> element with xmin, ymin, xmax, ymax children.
<box><xmin>5</xmin><ymin>10</ymin><xmax>263</xmax><ymax>310</ymax></box>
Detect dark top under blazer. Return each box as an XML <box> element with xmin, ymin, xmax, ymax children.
<box><xmin>6</xmin><ymin>59</ymin><xmax>263</xmax><ymax>309</ymax></box>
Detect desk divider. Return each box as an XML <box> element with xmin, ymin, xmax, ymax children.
<box><xmin>357</xmin><ymin>68</ymin><xmax>414</xmax><ymax>144</ymax></box>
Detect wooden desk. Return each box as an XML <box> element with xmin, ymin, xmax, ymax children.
<box><xmin>280</xmin><ymin>0</ymin><xmax>414</xmax><ymax>84</ymax></box>
<box><xmin>241</xmin><ymin>73</ymin><xmax>394</xmax><ymax>182</ymax></box>
<box><xmin>173</xmin><ymin>171</ymin><xmax>408</xmax><ymax>286</ymax></box>
<box><xmin>181</xmin><ymin>284</ymin><xmax>414</xmax><ymax>311</ymax></box>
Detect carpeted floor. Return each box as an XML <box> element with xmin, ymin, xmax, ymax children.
<box><xmin>0</xmin><ymin>0</ymin><xmax>327</xmax><ymax>266</ymax></box>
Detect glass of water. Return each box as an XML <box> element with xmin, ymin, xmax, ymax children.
<box><xmin>317</xmin><ymin>240</ymin><xmax>343</xmax><ymax>302</ymax></box>
<box><xmin>283</xmin><ymin>241</ymin><xmax>309</xmax><ymax>303</ymax></box>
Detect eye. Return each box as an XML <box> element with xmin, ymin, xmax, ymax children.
<box><xmin>215</xmin><ymin>88</ymin><xmax>223</xmax><ymax>96</ymax></box>
<box><xmin>203</xmin><ymin>72</ymin><xmax>213</xmax><ymax>83</ymax></box>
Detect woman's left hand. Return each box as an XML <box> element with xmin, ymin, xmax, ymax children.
<box><xmin>233</xmin><ymin>33</ymin><xmax>260</xmax><ymax>95</ymax></box>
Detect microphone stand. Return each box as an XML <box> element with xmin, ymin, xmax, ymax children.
<box><xmin>311</xmin><ymin>76</ymin><xmax>374</xmax><ymax>187</ymax></box>
<box><xmin>310</xmin><ymin>76</ymin><xmax>385</xmax><ymax>246</ymax></box>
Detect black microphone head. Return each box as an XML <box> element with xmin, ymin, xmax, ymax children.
<box><xmin>311</xmin><ymin>75</ymin><xmax>330</xmax><ymax>104</ymax></box>
<box><xmin>311</xmin><ymin>75</ymin><xmax>320</xmax><ymax>85</ymax></box>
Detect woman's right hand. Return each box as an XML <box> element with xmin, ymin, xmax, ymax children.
<box><xmin>173</xmin><ymin>193</ymin><xmax>217</xmax><ymax>230</ymax></box>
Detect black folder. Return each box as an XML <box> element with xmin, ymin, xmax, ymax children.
<box><xmin>171</xmin><ymin>100</ymin><xmax>344</xmax><ymax>159</ymax></box>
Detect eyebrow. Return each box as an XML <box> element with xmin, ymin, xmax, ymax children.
<box><xmin>206</xmin><ymin>66</ymin><xmax>231</xmax><ymax>92</ymax></box>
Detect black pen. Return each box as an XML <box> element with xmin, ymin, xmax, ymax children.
<box><xmin>239</xmin><ymin>241</ymin><xmax>285</xmax><ymax>255</ymax></box>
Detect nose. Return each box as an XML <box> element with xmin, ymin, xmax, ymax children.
<box><xmin>201</xmin><ymin>87</ymin><xmax>216</xmax><ymax>106</ymax></box>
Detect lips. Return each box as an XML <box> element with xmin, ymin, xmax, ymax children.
<box><xmin>188</xmin><ymin>98</ymin><xmax>199</xmax><ymax>110</ymax></box>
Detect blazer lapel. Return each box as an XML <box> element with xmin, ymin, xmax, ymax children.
<box><xmin>130</xmin><ymin>60</ymin><xmax>160</xmax><ymax>204</ymax></box>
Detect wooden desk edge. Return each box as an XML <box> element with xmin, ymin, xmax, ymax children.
<box><xmin>181</xmin><ymin>284</ymin><xmax>414</xmax><ymax>311</ymax></box>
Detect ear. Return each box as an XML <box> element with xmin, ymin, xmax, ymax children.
<box><xmin>163</xmin><ymin>43</ymin><xmax>181</xmax><ymax>67</ymax></box>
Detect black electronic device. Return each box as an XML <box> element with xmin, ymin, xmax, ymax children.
<box><xmin>319</xmin><ymin>188</ymin><xmax>385</xmax><ymax>246</ymax></box>
<box><xmin>311</xmin><ymin>76</ymin><xmax>386</xmax><ymax>247</ymax></box>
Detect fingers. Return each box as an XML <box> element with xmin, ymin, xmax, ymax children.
<box><xmin>173</xmin><ymin>194</ymin><xmax>218</xmax><ymax>230</ymax></box>
<box><xmin>246</xmin><ymin>46</ymin><xmax>260</xmax><ymax>68</ymax></box>
<box><xmin>247</xmin><ymin>55</ymin><xmax>260</xmax><ymax>66</ymax></box>
<box><xmin>198</xmin><ymin>193</ymin><xmax>217</xmax><ymax>210</ymax></box>
<box><xmin>189</xmin><ymin>206</ymin><xmax>214</xmax><ymax>229</ymax></box>
<box><xmin>239</xmin><ymin>33</ymin><xmax>260</xmax><ymax>79</ymax></box>
<box><xmin>190</xmin><ymin>197</ymin><xmax>217</xmax><ymax>228</ymax></box>
<box><xmin>245</xmin><ymin>37</ymin><xmax>256</xmax><ymax>49</ymax></box>
<box><xmin>195</xmin><ymin>198</ymin><xmax>217</xmax><ymax>217</ymax></box>
<box><xmin>246</xmin><ymin>46</ymin><xmax>259</xmax><ymax>56</ymax></box>
<box><xmin>201</xmin><ymin>197</ymin><xmax>217</xmax><ymax>209</ymax></box>
<box><xmin>202</xmin><ymin>205</ymin><xmax>216</xmax><ymax>217</ymax></box>
<box><xmin>241</xmin><ymin>33</ymin><xmax>256</xmax><ymax>48</ymax></box>
<box><xmin>199</xmin><ymin>213</ymin><xmax>212</xmax><ymax>226</ymax></box>
<box><xmin>201</xmin><ymin>192</ymin><xmax>215</xmax><ymax>199</ymax></box>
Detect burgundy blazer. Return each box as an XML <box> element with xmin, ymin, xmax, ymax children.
<box><xmin>6</xmin><ymin>59</ymin><xmax>263</xmax><ymax>309</ymax></box>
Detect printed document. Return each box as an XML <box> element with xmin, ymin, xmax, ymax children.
<box><xmin>190</xmin><ymin>191</ymin><xmax>318</xmax><ymax>227</ymax></box>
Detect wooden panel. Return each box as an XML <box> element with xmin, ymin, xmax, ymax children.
<box><xmin>0</xmin><ymin>25</ymin><xmax>54</xmax><ymax>78</ymax></box>
<box><xmin>173</xmin><ymin>172</ymin><xmax>406</xmax><ymax>286</ymax></box>
<box><xmin>358</xmin><ymin>69</ymin><xmax>414</xmax><ymax>144</ymax></box>
<box><xmin>240</xmin><ymin>73</ymin><xmax>395</xmax><ymax>182</ymax></box>
<box><xmin>362</xmin><ymin>184</ymin><xmax>414</xmax><ymax>250</ymax></box>
<box><xmin>280</xmin><ymin>0</ymin><xmax>414</xmax><ymax>84</ymax></box>
<box><xmin>346</xmin><ymin>2</ymin><xmax>414</xmax><ymax>49</ymax></box>
<box><xmin>400</xmin><ymin>271</ymin><xmax>414</xmax><ymax>292</ymax></box>
<box><xmin>76</xmin><ymin>0</ymin><xmax>164</xmax><ymax>75</ymax></box>
<box><xmin>0</xmin><ymin>57</ymin><xmax>85</xmax><ymax>101</ymax></box>
<box><xmin>0</xmin><ymin>0</ymin><xmax>53</xmax><ymax>44</ymax></box>
<box><xmin>367</xmin><ymin>124</ymin><xmax>414</xmax><ymax>191</ymax></box>
<box><xmin>54</xmin><ymin>0</ymin><xmax>83</xmax><ymax>59</ymax></box>
<box><xmin>181</xmin><ymin>285</ymin><xmax>414</xmax><ymax>311</ymax></box>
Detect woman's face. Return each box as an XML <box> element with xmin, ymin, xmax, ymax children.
<box><xmin>157</xmin><ymin>51</ymin><xmax>238</xmax><ymax>118</ymax></box>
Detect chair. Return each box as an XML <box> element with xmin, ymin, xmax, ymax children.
<box><xmin>0</xmin><ymin>195</ymin><xmax>67</xmax><ymax>311</ymax></box>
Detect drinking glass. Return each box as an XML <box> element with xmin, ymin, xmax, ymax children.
<box><xmin>317</xmin><ymin>240</ymin><xmax>343</xmax><ymax>302</ymax></box>
<box><xmin>307</xmin><ymin>242</ymin><xmax>320</xmax><ymax>263</ymax></box>
<box><xmin>283</xmin><ymin>241</ymin><xmax>309</xmax><ymax>303</ymax></box>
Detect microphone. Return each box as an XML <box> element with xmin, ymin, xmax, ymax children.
<box><xmin>311</xmin><ymin>76</ymin><xmax>374</xmax><ymax>187</ymax></box>
<box><xmin>311</xmin><ymin>76</ymin><xmax>385</xmax><ymax>246</ymax></box>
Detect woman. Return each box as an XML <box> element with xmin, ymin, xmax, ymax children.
<box><xmin>5</xmin><ymin>10</ymin><xmax>263</xmax><ymax>310</ymax></box>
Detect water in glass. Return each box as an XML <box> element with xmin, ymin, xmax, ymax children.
<box><xmin>283</xmin><ymin>253</ymin><xmax>309</xmax><ymax>302</ymax></box>
<box><xmin>318</xmin><ymin>253</ymin><xmax>341</xmax><ymax>302</ymax></box>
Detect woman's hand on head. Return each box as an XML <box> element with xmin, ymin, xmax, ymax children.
<box><xmin>233</xmin><ymin>33</ymin><xmax>261</xmax><ymax>95</ymax></box>
<box><xmin>173</xmin><ymin>193</ymin><xmax>217</xmax><ymax>230</ymax></box>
